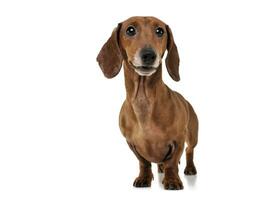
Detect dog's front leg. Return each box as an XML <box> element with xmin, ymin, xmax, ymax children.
<box><xmin>127</xmin><ymin>142</ymin><xmax>153</xmax><ymax>187</ymax></box>
<box><xmin>162</xmin><ymin>143</ymin><xmax>184</xmax><ymax>190</ymax></box>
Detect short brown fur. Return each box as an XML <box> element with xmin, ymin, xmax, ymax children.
<box><xmin>97</xmin><ymin>16</ymin><xmax>198</xmax><ymax>190</ymax></box>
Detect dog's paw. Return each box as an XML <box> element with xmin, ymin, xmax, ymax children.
<box><xmin>162</xmin><ymin>177</ymin><xmax>183</xmax><ymax>190</ymax></box>
<box><xmin>133</xmin><ymin>176</ymin><xmax>152</xmax><ymax>187</ymax></box>
<box><xmin>184</xmin><ymin>165</ymin><xmax>197</xmax><ymax>175</ymax></box>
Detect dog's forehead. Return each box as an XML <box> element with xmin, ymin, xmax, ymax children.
<box><xmin>121</xmin><ymin>16</ymin><xmax>166</xmax><ymax>28</ymax></box>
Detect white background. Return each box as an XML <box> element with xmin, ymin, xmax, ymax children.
<box><xmin>1</xmin><ymin>0</ymin><xmax>276</xmax><ymax>199</ymax></box>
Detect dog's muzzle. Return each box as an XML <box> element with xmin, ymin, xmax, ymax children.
<box><xmin>131</xmin><ymin>47</ymin><xmax>160</xmax><ymax>76</ymax></box>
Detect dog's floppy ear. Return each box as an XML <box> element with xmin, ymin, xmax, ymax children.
<box><xmin>97</xmin><ymin>23</ymin><xmax>123</xmax><ymax>78</ymax></box>
<box><xmin>165</xmin><ymin>25</ymin><xmax>180</xmax><ymax>81</ymax></box>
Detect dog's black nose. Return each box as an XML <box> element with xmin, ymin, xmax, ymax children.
<box><xmin>140</xmin><ymin>48</ymin><xmax>156</xmax><ymax>65</ymax></box>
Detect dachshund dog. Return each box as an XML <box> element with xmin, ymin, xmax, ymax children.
<box><xmin>97</xmin><ymin>16</ymin><xmax>198</xmax><ymax>190</ymax></box>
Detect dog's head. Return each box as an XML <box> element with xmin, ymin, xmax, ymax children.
<box><xmin>97</xmin><ymin>16</ymin><xmax>180</xmax><ymax>81</ymax></box>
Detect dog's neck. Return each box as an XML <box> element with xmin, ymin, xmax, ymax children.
<box><xmin>123</xmin><ymin>61</ymin><xmax>169</xmax><ymax>124</ymax></box>
<box><xmin>123</xmin><ymin>61</ymin><xmax>166</xmax><ymax>101</ymax></box>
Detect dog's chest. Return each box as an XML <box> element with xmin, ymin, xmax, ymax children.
<box><xmin>119</xmin><ymin>77</ymin><xmax>184</xmax><ymax>162</ymax></box>
<box><xmin>131</xmin><ymin>125</ymin><xmax>173</xmax><ymax>163</ymax></box>
<box><xmin>131</xmin><ymin>77</ymin><xmax>155</xmax><ymax>124</ymax></box>
<box><xmin>132</xmin><ymin>97</ymin><xmax>153</xmax><ymax>124</ymax></box>
<box><xmin>123</xmin><ymin>105</ymin><xmax>176</xmax><ymax>163</ymax></box>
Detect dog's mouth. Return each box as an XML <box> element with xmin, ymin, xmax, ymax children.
<box><xmin>134</xmin><ymin>66</ymin><xmax>157</xmax><ymax>76</ymax></box>
<box><xmin>136</xmin><ymin>66</ymin><xmax>155</xmax><ymax>72</ymax></box>
<box><xmin>129</xmin><ymin>62</ymin><xmax>157</xmax><ymax>76</ymax></box>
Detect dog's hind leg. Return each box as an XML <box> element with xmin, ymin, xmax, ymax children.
<box><xmin>184</xmin><ymin>145</ymin><xmax>197</xmax><ymax>175</ymax></box>
<box><xmin>184</xmin><ymin>103</ymin><xmax>198</xmax><ymax>175</ymax></box>
<box><xmin>127</xmin><ymin>142</ymin><xmax>153</xmax><ymax>187</ymax></box>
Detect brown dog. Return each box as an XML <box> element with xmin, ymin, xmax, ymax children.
<box><xmin>97</xmin><ymin>16</ymin><xmax>198</xmax><ymax>190</ymax></box>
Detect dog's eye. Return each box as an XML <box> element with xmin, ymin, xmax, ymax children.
<box><xmin>155</xmin><ymin>27</ymin><xmax>164</xmax><ymax>37</ymax></box>
<box><xmin>126</xmin><ymin>26</ymin><xmax>136</xmax><ymax>36</ymax></box>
